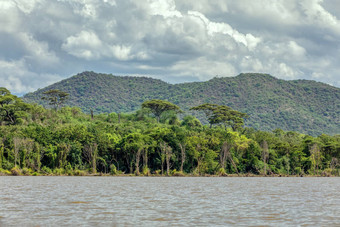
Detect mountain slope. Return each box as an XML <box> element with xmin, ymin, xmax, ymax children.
<box><xmin>23</xmin><ymin>71</ymin><xmax>340</xmax><ymax>135</ymax></box>
<box><xmin>24</xmin><ymin>71</ymin><xmax>171</xmax><ymax>113</ymax></box>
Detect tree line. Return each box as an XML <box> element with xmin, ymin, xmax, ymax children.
<box><xmin>1</xmin><ymin>87</ymin><xmax>339</xmax><ymax>176</ymax></box>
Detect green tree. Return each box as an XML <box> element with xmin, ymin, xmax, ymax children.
<box><xmin>142</xmin><ymin>99</ymin><xmax>182</xmax><ymax>123</ymax></box>
<box><xmin>181</xmin><ymin>115</ymin><xmax>202</xmax><ymax>128</ymax></box>
<box><xmin>0</xmin><ymin>87</ymin><xmax>31</xmax><ymax>125</ymax></box>
<box><xmin>190</xmin><ymin>103</ymin><xmax>248</xmax><ymax>130</ymax></box>
<box><xmin>42</xmin><ymin>89</ymin><xmax>69</xmax><ymax>110</ymax></box>
<box><xmin>83</xmin><ymin>143</ymin><xmax>98</xmax><ymax>174</ymax></box>
<box><xmin>190</xmin><ymin>103</ymin><xmax>218</xmax><ymax>128</ymax></box>
<box><xmin>119</xmin><ymin>132</ymin><xmax>148</xmax><ymax>174</ymax></box>
<box><xmin>0</xmin><ymin>138</ymin><xmax>4</xmax><ymax>169</ymax></box>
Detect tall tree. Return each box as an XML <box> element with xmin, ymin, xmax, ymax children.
<box><xmin>261</xmin><ymin>140</ymin><xmax>269</xmax><ymax>175</ymax></box>
<box><xmin>190</xmin><ymin>103</ymin><xmax>248</xmax><ymax>130</ymax></box>
<box><xmin>42</xmin><ymin>89</ymin><xmax>69</xmax><ymax>110</ymax></box>
<box><xmin>190</xmin><ymin>103</ymin><xmax>219</xmax><ymax>128</ymax></box>
<box><xmin>142</xmin><ymin>99</ymin><xmax>182</xmax><ymax>123</ymax></box>
<box><xmin>220</xmin><ymin>141</ymin><xmax>232</xmax><ymax>173</ymax></box>
<box><xmin>83</xmin><ymin>143</ymin><xmax>98</xmax><ymax>174</ymax></box>
<box><xmin>0</xmin><ymin>138</ymin><xmax>4</xmax><ymax>169</ymax></box>
<box><xmin>310</xmin><ymin>143</ymin><xmax>322</xmax><ymax>175</ymax></box>
<box><xmin>0</xmin><ymin>87</ymin><xmax>30</xmax><ymax>125</ymax></box>
<box><xmin>179</xmin><ymin>143</ymin><xmax>186</xmax><ymax>173</ymax></box>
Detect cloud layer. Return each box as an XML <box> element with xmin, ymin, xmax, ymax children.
<box><xmin>1</xmin><ymin>0</ymin><xmax>339</xmax><ymax>95</ymax></box>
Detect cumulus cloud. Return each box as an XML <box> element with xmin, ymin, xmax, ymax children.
<box><xmin>62</xmin><ymin>30</ymin><xmax>103</xmax><ymax>60</ymax></box>
<box><xmin>0</xmin><ymin>59</ymin><xmax>63</xmax><ymax>95</ymax></box>
<box><xmin>0</xmin><ymin>0</ymin><xmax>340</xmax><ymax>95</ymax></box>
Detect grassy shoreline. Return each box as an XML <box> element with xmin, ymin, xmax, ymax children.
<box><xmin>1</xmin><ymin>167</ymin><xmax>336</xmax><ymax>177</ymax></box>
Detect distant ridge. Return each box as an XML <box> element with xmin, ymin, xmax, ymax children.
<box><xmin>23</xmin><ymin>71</ymin><xmax>340</xmax><ymax>135</ymax></box>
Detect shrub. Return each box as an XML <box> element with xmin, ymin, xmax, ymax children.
<box><xmin>1</xmin><ymin>159</ymin><xmax>14</xmax><ymax>170</ymax></box>
<box><xmin>294</xmin><ymin>167</ymin><xmax>302</xmax><ymax>175</ymax></box>
<box><xmin>142</xmin><ymin>166</ymin><xmax>150</xmax><ymax>176</ymax></box>
<box><xmin>74</xmin><ymin>169</ymin><xmax>87</xmax><ymax>176</ymax></box>
<box><xmin>11</xmin><ymin>167</ymin><xmax>22</xmax><ymax>176</ymax></box>
<box><xmin>41</xmin><ymin>166</ymin><xmax>52</xmax><ymax>175</ymax></box>
<box><xmin>110</xmin><ymin>164</ymin><xmax>117</xmax><ymax>175</ymax></box>
<box><xmin>53</xmin><ymin>168</ymin><xmax>65</xmax><ymax>175</ymax></box>
<box><xmin>22</xmin><ymin>168</ymin><xmax>33</xmax><ymax>176</ymax></box>
<box><xmin>0</xmin><ymin>168</ymin><xmax>11</xmax><ymax>175</ymax></box>
<box><xmin>322</xmin><ymin>168</ymin><xmax>332</xmax><ymax>177</ymax></box>
<box><xmin>172</xmin><ymin>170</ymin><xmax>185</xmax><ymax>176</ymax></box>
<box><xmin>65</xmin><ymin>163</ymin><xmax>73</xmax><ymax>176</ymax></box>
<box><xmin>217</xmin><ymin>168</ymin><xmax>227</xmax><ymax>176</ymax></box>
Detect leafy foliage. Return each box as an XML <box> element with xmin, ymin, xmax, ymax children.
<box><xmin>0</xmin><ymin>87</ymin><xmax>31</xmax><ymax>125</ymax></box>
<box><xmin>191</xmin><ymin>104</ymin><xmax>248</xmax><ymax>130</ymax></box>
<box><xmin>41</xmin><ymin>89</ymin><xmax>69</xmax><ymax>110</ymax></box>
<box><xmin>142</xmin><ymin>99</ymin><xmax>182</xmax><ymax>122</ymax></box>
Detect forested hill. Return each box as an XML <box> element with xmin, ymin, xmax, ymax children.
<box><xmin>23</xmin><ymin>71</ymin><xmax>340</xmax><ymax>135</ymax></box>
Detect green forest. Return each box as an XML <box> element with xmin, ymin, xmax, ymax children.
<box><xmin>1</xmin><ymin>87</ymin><xmax>340</xmax><ymax>176</ymax></box>
<box><xmin>23</xmin><ymin>71</ymin><xmax>340</xmax><ymax>136</ymax></box>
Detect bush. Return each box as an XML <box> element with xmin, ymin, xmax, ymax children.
<box><xmin>294</xmin><ymin>167</ymin><xmax>302</xmax><ymax>175</ymax></box>
<box><xmin>0</xmin><ymin>168</ymin><xmax>11</xmax><ymax>175</ymax></box>
<box><xmin>11</xmin><ymin>166</ymin><xmax>22</xmax><ymax>176</ymax></box>
<box><xmin>322</xmin><ymin>168</ymin><xmax>332</xmax><ymax>177</ymax></box>
<box><xmin>217</xmin><ymin>168</ymin><xmax>226</xmax><ymax>176</ymax></box>
<box><xmin>1</xmin><ymin>159</ymin><xmax>14</xmax><ymax>170</ymax></box>
<box><xmin>53</xmin><ymin>168</ymin><xmax>65</xmax><ymax>175</ymax></box>
<box><xmin>41</xmin><ymin>166</ymin><xmax>52</xmax><ymax>175</ymax></box>
<box><xmin>142</xmin><ymin>166</ymin><xmax>150</xmax><ymax>176</ymax></box>
<box><xmin>172</xmin><ymin>170</ymin><xmax>185</xmax><ymax>176</ymax></box>
<box><xmin>65</xmin><ymin>163</ymin><xmax>74</xmax><ymax>176</ymax></box>
<box><xmin>74</xmin><ymin>169</ymin><xmax>87</xmax><ymax>176</ymax></box>
<box><xmin>110</xmin><ymin>164</ymin><xmax>117</xmax><ymax>175</ymax></box>
<box><xmin>22</xmin><ymin>167</ymin><xmax>33</xmax><ymax>176</ymax></box>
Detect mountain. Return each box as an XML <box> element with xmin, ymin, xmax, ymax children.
<box><xmin>23</xmin><ymin>71</ymin><xmax>340</xmax><ymax>135</ymax></box>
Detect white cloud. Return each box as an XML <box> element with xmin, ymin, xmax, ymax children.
<box><xmin>301</xmin><ymin>0</ymin><xmax>340</xmax><ymax>33</ymax></box>
<box><xmin>13</xmin><ymin>0</ymin><xmax>42</xmax><ymax>14</ymax></box>
<box><xmin>240</xmin><ymin>56</ymin><xmax>264</xmax><ymax>72</ymax></box>
<box><xmin>110</xmin><ymin>45</ymin><xmax>132</xmax><ymax>61</ymax></box>
<box><xmin>147</xmin><ymin>0</ymin><xmax>182</xmax><ymax>18</ymax></box>
<box><xmin>0</xmin><ymin>59</ymin><xmax>62</xmax><ymax>94</ymax></box>
<box><xmin>62</xmin><ymin>30</ymin><xmax>103</xmax><ymax>60</ymax></box>
<box><xmin>187</xmin><ymin>11</ymin><xmax>261</xmax><ymax>51</ymax></box>
<box><xmin>170</xmin><ymin>57</ymin><xmax>237</xmax><ymax>80</ymax></box>
<box><xmin>288</xmin><ymin>41</ymin><xmax>306</xmax><ymax>57</ymax></box>
<box><xmin>19</xmin><ymin>32</ymin><xmax>59</xmax><ymax>65</ymax></box>
<box><xmin>0</xmin><ymin>1</ymin><xmax>21</xmax><ymax>33</ymax></box>
<box><xmin>0</xmin><ymin>0</ymin><xmax>340</xmax><ymax>95</ymax></box>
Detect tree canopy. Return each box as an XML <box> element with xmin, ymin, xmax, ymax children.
<box><xmin>190</xmin><ymin>103</ymin><xmax>248</xmax><ymax>130</ymax></box>
<box><xmin>23</xmin><ymin>72</ymin><xmax>340</xmax><ymax>135</ymax></box>
<box><xmin>0</xmin><ymin>87</ymin><xmax>30</xmax><ymax>125</ymax></box>
<box><xmin>0</xmin><ymin>87</ymin><xmax>339</xmax><ymax>177</ymax></box>
<box><xmin>42</xmin><ymin>89</ymin><xmax>69</xmax><ymax>110</ymax></box>
<box><xmin>142</xmin><ymin>99</ymin><xmax>182</xmax><ymax>122</ymax></box>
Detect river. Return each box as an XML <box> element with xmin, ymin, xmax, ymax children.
<box><xmin>0</xmin><ymin>176</ymin><xmax>339</xmax><ymax>226</ymax></box>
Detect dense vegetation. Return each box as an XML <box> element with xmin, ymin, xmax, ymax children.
<box><xmin>23</xmin><ymin>71</ymin><xmax>340</xmax><ymax>136</ymax></box>
<box><xmin>2</xmin><ymin>88</ymin><xmax>340</xmax><ymax>176</ymax></box>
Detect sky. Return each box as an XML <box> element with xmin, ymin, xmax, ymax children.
<box><xmin>1</xmin><ymin>0</ymin><xmax>340</xmax><ymax>95</ymax></box>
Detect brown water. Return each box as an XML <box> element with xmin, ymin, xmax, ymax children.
<box><xmin>0</xmin><ymin>177</ymin><xmax>339</xmax><ymax>226</ymax></box>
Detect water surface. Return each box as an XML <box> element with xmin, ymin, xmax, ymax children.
<box><xmin>0</xmin><ymin>177</ymin><xmax>339</xmax><ymax>226</ymax></box>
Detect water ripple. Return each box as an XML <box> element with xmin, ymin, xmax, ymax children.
<box><xmin>0</xmin><ymin>176</ymin><xmax>339</xmax><ymax>226</ymax></box>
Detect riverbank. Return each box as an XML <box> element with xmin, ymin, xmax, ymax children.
<box><xmin>1</xmin><ymin>167</ymin><xmax>336</xmax><ymax>177</ymax></box>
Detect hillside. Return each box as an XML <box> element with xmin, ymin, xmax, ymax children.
<box><xmin>23</xmin><ymin>71</ymin><xmax>340</xmax><ymax>135</ymax></box>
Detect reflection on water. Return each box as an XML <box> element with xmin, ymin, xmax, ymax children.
<box><xmin>0</xmin><ymin>177</ymin><xmax>339</xmax><ymax>226</ymax></box>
